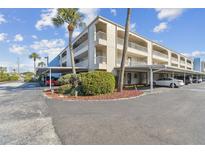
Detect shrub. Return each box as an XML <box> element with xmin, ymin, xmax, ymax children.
<box><xmin>57</xmin><ymin>84</ymin><xmax>72</xmax><ymax>95</ymax></box>
<box><xmin>58</xmin><ymin>74</ymin><xmax>73</xmax><ymax>85</ymax></box>
<box><xmin>9</xmin><ymin>73</ymin><xmax>19</xmax><ymax>81</ymax></box>
<box><xmin>79</xmin><ymin>71</ymin><xmax>115</xmax><ymax>95</ymax></box>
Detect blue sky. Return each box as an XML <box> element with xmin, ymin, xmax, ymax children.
<box><xmin>0</xmin><ymin>8</ymin><xmax>205</xmax><ymax>72</ymax></box>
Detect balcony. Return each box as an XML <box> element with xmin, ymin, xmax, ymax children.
<box><xmin>180</xmin><ymin>60</ymin><xmax>186</xmax><ymax>65</ymax></box>
<box><xmin>61</xmin><ymin>55</ymin><xmax>67</xmax><ymax>63</ymax></box>
<box><xmin>171</xmin><ymin>57</ymin><xmax>178</xmax><ymax>62</ymax></box>
<box><xmin>94</xmin><ymin>56</ymin><xmax>107</xmax><ymax>69</ymax></box>
<box><xmin>73</xmin><ymin>40</ymin><xmax>88</xmax><ymax>54</ymax></box>
<box><xmin>117</xmin><ymin>38</ymin><xmax>147</xmax><ymax>53</ymax></box>
<box><xmin>75</xmin><ymin>59</ymin><xmax>88</xmax><ymax>67</ymax></box>
<box><xmin>96</xmin><ymin>31</ymin><xmax>107</xmax><ymax>40</ymax></box>
<box><xmin>116</xmin><ymin>59</ymin><xmax>147</xmax><ymax>67</ymax></box>
<box><xmin>152</xmin><ymin>50</ymin><xmax>168</xmax><ymax>59</ymax></box>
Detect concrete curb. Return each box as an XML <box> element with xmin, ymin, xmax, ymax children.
<box><xmin>43</xmin><ymin>91</ymin><xmax>145</xmax><ymax>102</ymax></box>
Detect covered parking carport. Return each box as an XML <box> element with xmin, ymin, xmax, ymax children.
<box><xmin>36</xmin><ymin>67</ymin><xmax>88</xmax><ymax>90</ymax></box>
<box><xmin>115</xmin><ymin>65</ymin><xmax>205</xmax><ymax>93</ymax></box>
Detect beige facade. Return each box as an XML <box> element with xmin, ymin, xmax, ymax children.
<box><xmin>56</xmin><ymin>16</ymin><xmax>195</xmax><ymax>85</ymax></box>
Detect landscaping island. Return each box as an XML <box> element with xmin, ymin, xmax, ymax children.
<box><xmin>44</xmin><ymin>71</ymin><xmax>143</xmax><ymax>101</ymax></box>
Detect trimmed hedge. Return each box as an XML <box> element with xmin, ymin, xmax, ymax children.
<box><xmin>79</xmin><ymin>71</ymin><xmax>115</xmax><ymax>95</ymax></box>
<box><xmin>58</xmin><ymin>74</ymin><xmax>73</xmax><ymax>85</ymax></box>
<box><xmin>58</xmin><ymin>71</ymin><xmax>115</xmax><ymax>96</ymax></box>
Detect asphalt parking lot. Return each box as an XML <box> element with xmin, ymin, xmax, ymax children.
<box><xmin>0</xmin><ymin>82</ymin><xmax>60</xmax><ymax>144</ymax></box>
<box><xmin>1</xmin><ymin>81</ymin><xmax>205</xmax><ymax>144</ymax></box>
<box><xmin>47</xmin><ymin>82</ymin><xmax>205</xmax><ymax>144</ymax></box>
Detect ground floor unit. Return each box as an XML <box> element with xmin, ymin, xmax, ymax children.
<box><xmin>36</xmin><ymin>65</ymin><xmax>205</xmax><ymax>90</ymax></box>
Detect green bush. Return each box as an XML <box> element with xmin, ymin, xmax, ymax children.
<box><xmin>79</xmin><ymin>71</ymin><xmax>115</xmax><ymax>95</ymax></box>
<box><xmin>9</xmin><ymin>73</ymin><xmax>19</xmax><ymax>81</ymax></box>
<box><xmin>57</xmin><ymin>84</ymin><xmax>72</xmax><ymax>94</ymax></box>
<box><xmin>23</xmin><ymin>72</ymin><xmax>34</xmax><ymax>82</ymax></box>
<box><xmin>58</xmin><ymin>74</ymin><xmax>73</xmax><ymax>85</ymax></box>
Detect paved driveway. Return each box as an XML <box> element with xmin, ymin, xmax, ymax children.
<box><xmin>47</xmin><ymin>83</ymin><xmax>205</xmax><ymax>144</ymax></box>
<box><xmin>0</xmin><ymin>82</ymin><xmax>60</xmax><ymax>144</ymax></box>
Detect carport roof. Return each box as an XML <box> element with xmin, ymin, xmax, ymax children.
<box><xmin>115</xmin><ymin>65</ymin><xmax>205</xmax><ymax>75</ymax></box>
<box><xmin>36</xmin><ymin>66</ymin><xmax>88</xmax><ymax>75</ymax></box>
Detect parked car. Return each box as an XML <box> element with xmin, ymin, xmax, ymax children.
<box><xmin>153</xmin><ymin>78</ymin><xmax>184</xmax><ymax>88</ymax></box>
<box><xmin>45</xmin><ymin>77</ymin><xmax>59</xmax><ymax>86</ymax></box>
<box><xmin>192</xmin><ymin>77</ymin><xmax>202</xmax><ymax>83</ymax></box>
<box><xmin>175</xmin><ymin>76</ymin><xmax>192</xmax><ymax>85</ymax></box>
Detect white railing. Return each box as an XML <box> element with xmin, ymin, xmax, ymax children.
<box><xmin>116</xmin><ymin>59</ymin><xmax>147</xmax><ymax>67</ymax></box>
<box><xmin>171</xmin><ymin>57</ymin><xmax>178</xmax><ymax>62</ymax></box>
<box><xmin>96</xmin><ymin>31</ymin><xmax>107</xmax><ymax>40</ymax></box>
<box><xmin>73</xmin><ymin>40</ymin><xmax>88</xmax><ymax>53</ymax></box>
<box><xmin>95</xmin><ymin>56</ymin><xmax>107</xmax><ymax>64</ymax></box>
<box><xmin>152</xmin><ymin>50</ymin><xmax>168</xmax><ymax>59</ymax></box>
<box><xmin>75</xmin><ymin>59</ymin><xmax>88</xmax><ymax>67</ymax></box>
<box><xmin>180</xmin><ymin>60</ymin><xmax>185</xmax><ymax>64</ymax></box>
<box><xmin>117</xmin><ymin>38</ymin><xmax>148</xmax><ymax>52</ymax></box>
<box><xmin>187</xmin><ymin>62</ymin><xmax>192</xmax><ymax>66</ymax></box>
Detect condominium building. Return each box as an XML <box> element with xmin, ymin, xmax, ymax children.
<box><xmin>48</xmin><ymin>16</ymin><xmax>199</xmax><ymax>85</ymax></box>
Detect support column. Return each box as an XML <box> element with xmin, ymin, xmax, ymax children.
<box><xmin>147</xmin><ymin>41</ymin><xmax>152</xmax><ymax>65</ymax></box>
<box><xmin>49</xmin><ymin>68</ymin><xmax>52</xmax><ymax>90</ymax></box>
<box><xmin>172</xmin><ymin>72</ymin><xmax>175</xmax><ymax>88</ymax></box>
<box><xmin>184</xmin><ymin>73</ymin><xmax>186</xmax><ymax>84</ymax></box>
<box><xmin>150</xmin><ymin>68</ymin><xmax>153</xmax><ymax>93</ymax></box>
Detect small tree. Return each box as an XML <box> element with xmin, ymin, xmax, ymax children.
<box><xmin>38</xmin><ymin>61</ymin><xmax>46</xmax><ymax>67</ymax></box>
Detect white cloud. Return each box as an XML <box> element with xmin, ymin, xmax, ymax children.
<box><xmin>79</xmin><ymin>8</ymin><xmax>100</xmax><ymax>25</ymax></box>
<box><xmin>35</xmin><ymin>8</ymin><xmax>57</xmax><ymax>30</ymax></box>
<box><xmin>181</xmin><ymin>51</ymin><xmax>205</xmax><ymax>58</ymax></box>
<box><xmin>130</xmin><ymin>23</ymin><xmax>136</xmax><ymax>32</ymax></box>
<box><xmin>31</xmin><ymin>35</ymin><xmax>38</xmax><ymax>39</ymax></box>
<box><xmin>0</xmin><ymin>14</ymin><xmax>6</xmax><ymax>24</ymax></box>
<box><xmin>110</xmin><ymin>9</ymin><xmax>117</xmax><ymax>16</ymax></box>
<box><xmin>155</xmin><ymin>8</ymin><xmax>185</xmax><ymax>21</ymax></box>
<box><xmin>14</xmin><ymin>34</ymin><xmax>24</xmax><ymax>42</ymax></box>
<box><xmin>30</xmin><ymin>39</ymin><xmax>65</xmax><ymax>60</ymax></box>
<box><xmin>153</xmin><ymin>22</ymin><xmax>168</xmax><ymax>33</ymax></box>
<box><xmin>0</xmin><ymin>33</ymin><xmax>8</xmax><ymax>42</ymax></box>
<box><xmin>9</xmin><ymin>44</ymin><xmax>27</xmax><ymax>55</ymax></box>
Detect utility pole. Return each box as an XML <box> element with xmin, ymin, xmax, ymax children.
<box><xmin>17</xmin><ymin>57</ymin><xmax>20</xmax><ymax>74</ymax></box>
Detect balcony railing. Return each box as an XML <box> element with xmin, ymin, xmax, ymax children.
<box><xmin>96</xmin><ymin>31</ymin><xmax>107</xmax><ymax>40</ymax></box>
<box><xmin>95</xmin><ymin>56</ymin><xmax>107</xmax><ymax>64</ymax></box>
<box><xmin>75</xmin><ymin>59</ymin><xmax>88</xmax><ymax>67</ymax></box>
<box><xmin>117</xmin><ymin>38</ymin><xmax>148</xmax><ymax>52</ymax></box>
<box><xmin>73</xmin><ymin>40</ymin><xmax>88</xmax><ymax>53</ymax></box>
<box><xmin>171</xmin><ymin>57</ymin><xmax>178</xmax><ymax>62</ymax></box>
<box><xmin>116</xmin><ymin>59</ymin><xmax>147</xmax><ymax>67</ymax></box>
<box><xmin>180</xmin><ymin>60</ymin><xmax>185</xmax><ymax>64</ymax></box>
<box><xmin>152</xmin><ymin>50</ymin><xmax>168</xmax><ymax>59</ymax></box>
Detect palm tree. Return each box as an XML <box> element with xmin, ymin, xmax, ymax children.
<box><xmin>117</xmin><ymin>8</ymin><xmax>132</xmax><ymax>92</ymax></box>
<box><xmin>52</xmin><ymin>8</ymin><xmax>85</xmax><ymax>74</ymax></box>
<box><xmin>38</xmin><ymin>61</ymin><xmax>46</xmax><ymax>67</ymax></box>
<box><xmin>29</xmin><ymin>52</ymin><xmax>41</xmax><ymax>73</ymax></box>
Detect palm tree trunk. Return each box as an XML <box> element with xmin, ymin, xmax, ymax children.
<box><xmin>69</xmin><ymin>30</ymin><xmax>76</xmax><ymax>74</ymax></box>
<box><xmin>117</xmin><ymin>8</ymin><xmax>131</xmax><ymax>92</ymax></box>
<box><xmin>34</xmin><ymin>59</ymin><xmax>36</xmax><ymax>74</ymax></box>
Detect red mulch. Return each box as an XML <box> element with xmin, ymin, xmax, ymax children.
<box><xmin>44</xmin><ymin>89</ymin><xmax>143</xmax><ymax>101</ymax></box>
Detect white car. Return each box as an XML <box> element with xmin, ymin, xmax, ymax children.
<box><xmin>154</xmin><ymin>78</ymin><xmax>184</xmax><ymax>88</ymax></box>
